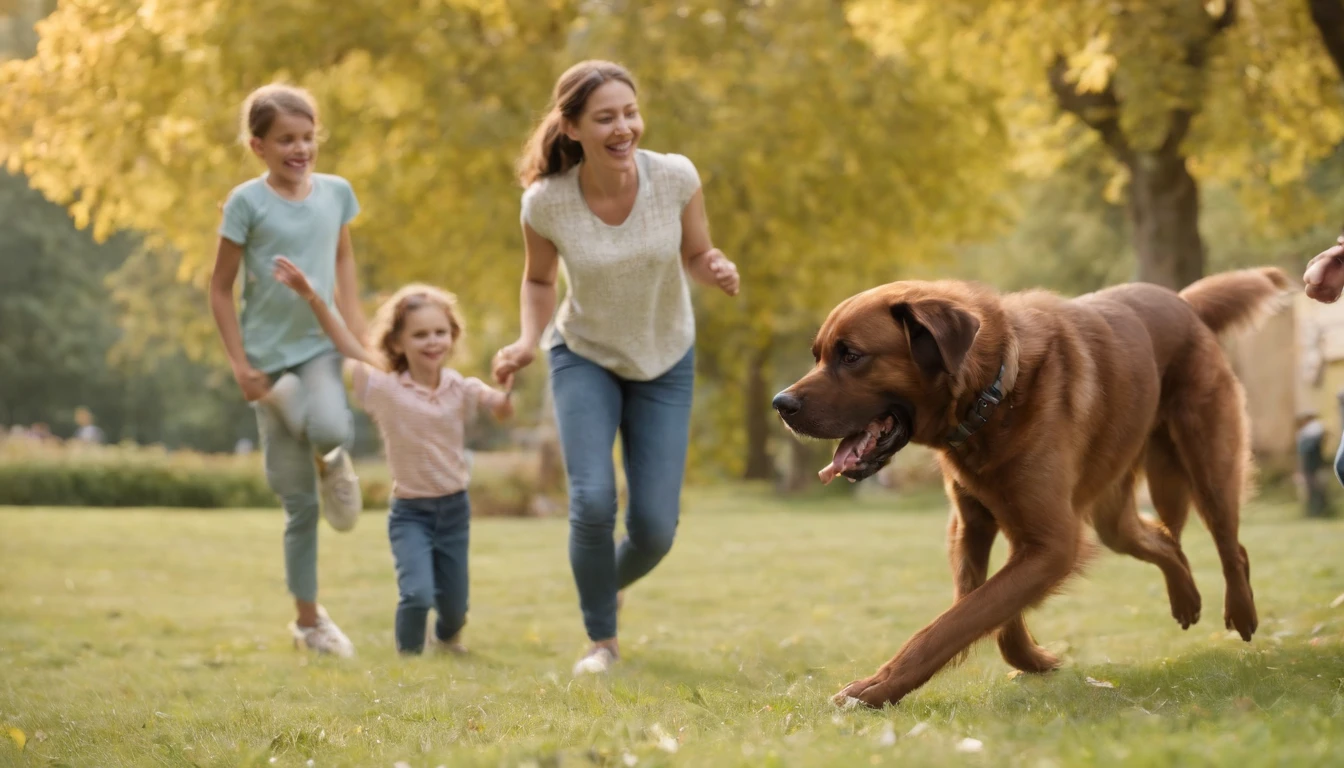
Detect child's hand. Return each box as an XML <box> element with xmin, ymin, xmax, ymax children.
<box><xmin>232</xmin><ymin>364</ymin><xmax>271</xmax><ymax>402</ymax></box>
<box><xmin>490</xmin><ymin>388</ymin><xmax>515</xmax><ymax>421</ymax></box>
<box><xmin>1305</xmin><ymin>236</ymin><xmax>1344</xmax><ymax>304</ymax></box>
<box><xmin>272</xmin><ymin>256</ymin><xmax>317</xmax><ymax>300</ymax></box>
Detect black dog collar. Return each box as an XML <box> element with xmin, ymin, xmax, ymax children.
<box><xmin>946</xmin><ymin>364</ymin><xmax>1006</xmax><ymax>450</ymax></box>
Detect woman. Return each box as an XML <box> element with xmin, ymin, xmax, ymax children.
<box><xmin>492</xmin><ymin>60</ymin><xmax>740</xmax><ymax>675</ymax></box>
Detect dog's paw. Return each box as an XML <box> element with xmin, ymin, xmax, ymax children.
<box><xmin>831</xmin><ymin>674</ymin><xmax>900</xmax><ymax>709</ymax></box>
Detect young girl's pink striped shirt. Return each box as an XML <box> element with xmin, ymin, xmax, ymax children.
<box><xmin>351</xmin><ymin>363</ymin><xmax>504</xmax><ymax>499</ymax></box>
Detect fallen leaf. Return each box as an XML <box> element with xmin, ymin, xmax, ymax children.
<box><xmin>906</xmin><ymin>722</ymin><xmax>930</xmax><ymax>738</ymax></box>
<box><xmin>877</xmin><ymin>725</ymin><xmax>896</xmax><ymax>746</ymax></box>
<box><xmin>1006</xmin><ymin>670</ymin><xmax>1023</xmax><ymax>680</ymax></box>
<box><xmin>33</xmin><ymin>730</ymin><xmax>46</xmax><ymax>743</ymax></box>
<box><xmin>1085</xmin><ymin>677</ymin><xmax>1115</xmax><ymax>689</ymax></box>
<box><xmin>622</xmin><ymin>751</ymin><xmax>638</xmax><ymax>767</ymax></box>
<box><xmin>6</xmin><ymin>728</ymin><xmax>25</xmax><ymax>751</ymax></box>
<box><xmin>955</xmin><ymin>737</ymin><xmax>984</xmax><ymax>753</ymax></box>
<box><xmin>1330</xmin><ymin>592</ymin><xmax>1344</xmax><ymax>609</ymax></box>
<box><xmin>394</xmin><ymin>762</ymin><xmax>412</xmax><ymax>768</ymax></box>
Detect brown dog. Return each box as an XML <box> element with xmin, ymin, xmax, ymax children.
<box><xmin>772</xmin><ymin>268</ymin><xmax>1291</xmax><ymax>708</ymax></box>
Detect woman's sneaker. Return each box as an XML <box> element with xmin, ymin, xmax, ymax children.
<box><xmin>572</xmin><ymin>645</ymin><xmax>618</xmax><ymax>676</ymax></box>
<box><xmin>289</xmin><ymin>606</ymin><xmax>355</xmax><ymax>658</ymax></box>
<box><xmin>318</xmin><ymin>446</ymin><xmax>362</xmax><ymax>532</ymax></box>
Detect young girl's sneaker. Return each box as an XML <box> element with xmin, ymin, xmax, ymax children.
<box><xmin>572</xmin><ymin>645</ymin><xmax>618</xmax><ymax>676</ymax></box>
<box><xmin>258</xmin><ymin>372</ymin><xmax>306</xmax><ymax>437</ymax></box>
<box><xmin>318</xmin><ymin>446</ymin><xmax>362</xmax><ymax>531</ymax></box>
<box><xmin>427</xmin><ymin>628</ymin><xmax>469</xmax><ymax>656</ymax></box>
<box><xmin>289</xmin><ymin>606</ymin><xmax>356</xmax><ymax>658</ymax></box>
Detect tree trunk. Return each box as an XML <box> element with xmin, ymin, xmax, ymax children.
<box><xmin>743</xmin><ymin>344</ymin><xmax>774</xmax><ymax>480</ymax></box>
<box><xmin>1309</xmin><ymin>0</ymin><xmax>1344</xmax><ymax>80</ymax></box>
<box><xmin>1127</xmin><ymin>152</ymin><xmax>1205</xmax><ymax>290</ymax></box>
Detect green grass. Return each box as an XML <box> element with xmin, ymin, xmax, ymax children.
<box><xmin>2</xmin><ymin>487</ymin><xmax>1343</xmax><ymax>767</ymax></box>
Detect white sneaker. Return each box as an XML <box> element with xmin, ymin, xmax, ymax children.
<box><xmin>259</xmin><ymin>372</ymin><xmax>305</xmax><ymax>437</ymax></box>
<box><xmin>572</xmin><ymin>646</ymin><xmax>618</xmax><ymax>676</ymax></box>
<box><xmin>318</xmin><ymin>446</ymin><xmax>361</xmax><ymax>532</ymax></box>
<box><xmin>289</xmin><ymin>606</ymin><xmax>355</xmax><ymax>658</ymax></box>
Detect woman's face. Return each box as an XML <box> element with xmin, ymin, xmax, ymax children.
<box><xmin>565</xmin><ymin>79</ymin><xmax>643</xmax><ymax>174</ymax></box>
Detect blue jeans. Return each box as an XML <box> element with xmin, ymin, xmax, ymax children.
<box><xmin>548</xmin><ymin>343</ymin><xmax>695</xmax><ymax>641</ymax></box>
<box><xmin>254</xmin><ymin>350</ymin><xmax>353</xmax><ymax>603</ymax></box>
<box><xmin>1334</xmin><ymin>433</ymin><xmax>1344</xmax><ymax>489</ymax></box>
<box><xmin>388</xmin><ymin>492</ymin><xmax>471</xmax><ymax>654</ymax></box>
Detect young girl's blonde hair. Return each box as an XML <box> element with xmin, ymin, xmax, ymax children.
<box><xmin>239</xmin><ymin>83</ymin><xmax>318</xmax><ymax>143</ymax></box>
<box><xmin>368</xmin><ymin>284</ymin><xmax>464</xmax><ymax>373</ymax></box>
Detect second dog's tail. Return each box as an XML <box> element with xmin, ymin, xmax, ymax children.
<box><xmin>1178</xmin><ymin>267</ymin><xmax>1293</xmax><ymax>336</ymax></box>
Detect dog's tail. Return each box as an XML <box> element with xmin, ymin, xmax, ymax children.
<box><xmin>1178</xmin><ymin>267</ymin><xmax>1293</xmax><ymax>336</ymax></box>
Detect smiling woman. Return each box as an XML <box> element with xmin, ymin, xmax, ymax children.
<box><xmin>491</xmin><ymin>60</ymin><xmax>741</xmax><ymax>678</ymax></box>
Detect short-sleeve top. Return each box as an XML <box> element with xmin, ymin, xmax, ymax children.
<box><xmin>520</xmin><ymin>149</ymin><xmax>701</xmax><ymax>381</ymax></box>
<box><xmin>351</xmin><ymin>363</ymin><xmax>490</xmax><ymax>499</ymax></box>
<box><xmin>219</xmin><ymin>173</ymin><xmax>360</xmax><ymax>374</ymax></box>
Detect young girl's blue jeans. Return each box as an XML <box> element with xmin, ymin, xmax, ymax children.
<box><xmin>253</xmin><ymin>350</ymin><xmax>353</xmax><ymax>603</ymax></box>
<box><xmin>388</xmin><ymin>492</ymin><xmax>471</xmax><ymax>653</ymax></box>
<box><xmin>547</xmin><ymin>342</ymin><xmax>695</xmax><ymax>642</ymax></box>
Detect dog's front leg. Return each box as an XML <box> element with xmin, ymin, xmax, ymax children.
<box><xmin>834</xmin><ymin>513</ymin><xmax>1080</xmax><ymax>709</ymax></box>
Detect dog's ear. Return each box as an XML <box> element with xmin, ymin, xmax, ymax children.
<box><xmin>891</xmin><ymin>300</ymin><xmax>980</xmax><ymax>380</ymax></box>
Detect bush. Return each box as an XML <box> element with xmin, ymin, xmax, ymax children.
<box><xmin>0</xmin><ymin>439</ymin><xmax>555</xmax><ymax>516</ymax></box>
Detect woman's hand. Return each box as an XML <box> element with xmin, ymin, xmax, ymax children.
<box><xmin>704</xmin><ymin>249</ymin><xmax>740</xmax><ymax>297</ymax></box>
<box><xmin>492</xmin><ymin>340</ymin><xmax>536</xmax><ymax>390</ymax></box>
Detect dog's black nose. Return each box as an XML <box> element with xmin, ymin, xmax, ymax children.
<box><xmin>772</xmin><ymin>391</ymin><xmax>801</xmax><ymax>417</ymax></box>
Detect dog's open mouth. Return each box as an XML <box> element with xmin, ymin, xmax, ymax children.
<box><xmin>817</xmin><ymin>409</ymin><xmax>912</xmax><ymax>485</ymax></box>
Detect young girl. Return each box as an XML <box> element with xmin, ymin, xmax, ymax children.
<box><xmin>209</xmin><ymin>84</ymin><xmax>366</xmax><ymax>657</ymax></box>
<box><xmin>273</xmin><ymin>256</ymin><xmax>514</xmax><ymax>655</ymax></box>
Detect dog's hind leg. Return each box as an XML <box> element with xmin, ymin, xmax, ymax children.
<box><xmin>1165</xmin><ymin>360</ymin><xmax>1258</xmax><ymax>641</ymax></box>
<box><xmin>1092</xmin><ymin>468</ymin><xmax>1202</xmax><ymax>630</ymax></box>
<box><xmin>1146</xmin><ymin>428</ymin><xmax>1193</xmax><ymax>544</ymax></box>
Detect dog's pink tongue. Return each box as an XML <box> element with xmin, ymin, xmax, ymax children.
<box><xmin>817</xmin><ymin>432</ymin><xmax>867</xmax><ymax>485</ymax></box>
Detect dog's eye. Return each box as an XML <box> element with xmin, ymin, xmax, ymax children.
<box><xmin>841</xmin><ymin>351</ymin><xmax>863</xmax><ymax>366</ymax></box>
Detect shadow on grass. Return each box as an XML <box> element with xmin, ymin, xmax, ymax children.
<box><xmin>894</xmin><ymin>641</ymin><xmax>1344</xmax><ymax>723</ymax></box>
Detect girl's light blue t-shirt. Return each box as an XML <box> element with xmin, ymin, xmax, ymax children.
<box><xmin>219</xmin><ymin>173</ymin><xmax>360</xmax><ymax>375</ymax></box>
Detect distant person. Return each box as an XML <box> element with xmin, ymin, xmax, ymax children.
<box><xmin>73</xmin><ymin>407</ymin><xmax>105</xmax><ymax>444</ymax></box>
<box><xmin>273</xmin><ymin>256</ymin><xmax>514</xmax><ymax>655</ymax></box>
<box><xmin>1295</xmin><ymin>410</ymin><xmax>1332</xmax><ymax>518</ymax></box>
<box><xmin>491</xmin><ymin>60</ymin><xmax>740</xmax><ymax>676</ymax></box>
<box><xmin>208</xmin><ymin>83</ymin><xmax>365</xmax><ymax>657</ymax></box>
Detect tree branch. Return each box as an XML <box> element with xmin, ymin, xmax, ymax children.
<box><xmin>1310</xmin><ymin>0</ymin><xmax>1344</xmax><ymax>81</ymax></box>
<box><xmin>1160</xmin><ymin>0</ymin><xmax>1238</xmax><ymax>156</ymax></box>
<box><xmin>1047</xmin><ymin>55</ymin><xmax>1135</xmax><ymax>166</ymax></box>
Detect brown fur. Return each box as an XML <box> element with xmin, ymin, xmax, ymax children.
<box><xmin>774</xmin><ymin>268</ymin><xmax>1291</xmax><ymax>709</ymax></box>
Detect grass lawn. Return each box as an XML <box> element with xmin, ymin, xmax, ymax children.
<box><xmin>2</xmin><ymin>486</ymin><xmax>1343</xmax><ymax>767</ymax></box>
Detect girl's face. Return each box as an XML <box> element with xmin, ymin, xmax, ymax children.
<box><xmin>392</xmin><ymin>305</ymin><xmax>454</xmax><ymax>375</ymax></box>
<box><xmin>250</xmin><ymin>111</ymin><xmax>317</xmax><ymax>188</ymax></box>
<box><xmin>565</xmin><ymin>80</ymin><xmax>642</xmax><ymax>175</ymax></box>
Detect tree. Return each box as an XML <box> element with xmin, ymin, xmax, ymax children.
<box><xmin>577</xmin><ymin>0</ymin><xmax>1010</xmax><ymax>478</ymax></box>
<box><xmin>849</xmin><ymin>0</ymin><xmax>1344</xmax><ymax>289</ymax></box>
<box><xmin>1</xmin><ymin>0</ymin><xmax>1008</xmax><ymax>481</ymax></box>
